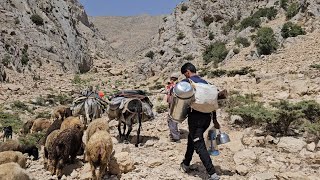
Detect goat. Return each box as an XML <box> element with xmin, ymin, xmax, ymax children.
<box><xmin>3</xmin><ymin>126</ymin><xmax>13</xmax><ymax>142</ymax></box>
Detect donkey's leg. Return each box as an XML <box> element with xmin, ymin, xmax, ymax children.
<box><xmin>136</xmin><ymin>111</ymin><xmax>142</xmax><ymax>147</ymax></box>
<box><xmin>118</xmin><ymin>120</ymin><xmax>122</xmax><ymax>142</ymax></box>
<box><xmin>125</xmin><ymin>120</ymin><xmax>133</xmax><ymax>143</ymax></box>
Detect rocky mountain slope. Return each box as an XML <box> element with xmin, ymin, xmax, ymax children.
<box><xmin>0</xmin><ymin>0</ymin><xmax>115</xmax><ymax>77</ymax></box>
<box><xmin>92</xmin><ymin>15</ymin><xmax>163</xmax><ymax>61</ymax></box>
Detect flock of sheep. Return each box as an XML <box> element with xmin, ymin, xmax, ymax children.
<box><xmin>0</xmin><ymin>94</ymin><xmax>154</xmax><ymax>180</ymax></box>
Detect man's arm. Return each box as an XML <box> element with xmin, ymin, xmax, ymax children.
<box><xmin>212</xmin><ymin>112</ymin><xmax>220</xmax><ymax>129</ymax></box>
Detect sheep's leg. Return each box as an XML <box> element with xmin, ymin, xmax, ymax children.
<box><xmin>90</xmin><ymin>161</ymin><xmax>97</xmax><ymax>180</ymax></box>
<box><xmin>99</xmin><ymin>163</ymin><xmax>108</xmax><ymax>180</ymax></box>
<box><xmin>44</xmin><ymin>148</ymin><xmax>48</xmax><ymax>170</ymax></box>
<box><xmin>57</xmin><ymin>159</ymin><xmax>64</xmax><ymax>179</ymax></box>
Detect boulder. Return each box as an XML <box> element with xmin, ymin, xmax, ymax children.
<box><xmin>236</xmin><ymin>165</ymin><xmax>249</xmax><ymax>176</ymax></box>
<box><xmin>109</xmin><ymin>152</ymin><xmax>135</xmax><ymax>175</ymax></box>
<box><xmin>233</xmin><ymin>149</ymin><xmax>257</xmax><ymax>166</ymax></box>
<box><xmin>306</xmin><ymin>142</ymin><xmax>316</xmax><ymax>152</ymax></box>
<box><xmin>277</xmin><ymin>137</ymin><xmax>306</xmax><ymax>153</ymax></box>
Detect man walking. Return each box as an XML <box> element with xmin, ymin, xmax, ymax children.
<box><xmin>179</xmin><ymin>62</ymin><xmax>220</xmax><ymax>180</ymax></box>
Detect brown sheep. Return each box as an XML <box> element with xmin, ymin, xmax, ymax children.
<box><xmin>21</xmin><ymin>119</ymin><xmax>35</xmax><ymax>135</ymax></box>
<box><xmin>0</xmin><ymin>140</ymin><xmax>39</xmax><ymax>160</ymax></box>
<box><xmin>86</xmin><ymin>131</ymin><xmax>113</xmax><ymax>180</ymax></box>
<box><xmin>0</xmin><ymin>162</ymin><xmax>32</xmax><ymax>180</ymax></box>
<box><xmin>30</xmin><ymin>118</ymin><xmax>52</xmax><ymax>134</ymax></box>
<box><xmin>0</xmin><ymin>151</ymin><xmax>27</xmax><ymax>168</ymax></box>
<box><xmin>49</xmin><ymin>127</ymin><xmax>83</xmax><ymax>178</ymax></box>
<box><xmin>51</xmin><ymin>106</ymin><xmax>72</xmax><ymax>121</ymax></box>
<box><xmin>60</xmin><ymin>116</ymin><xmax>84</xmax><ymax>131</ymax></box>
<box><xmin>44</xmin><ymin>130</ymin><xmax>60</xmax><ymax>171</ymax></box>
<box><xmin>85</xmin><ymin>117</ymin><xmax>110</xmax><ymax>145</ymax></box>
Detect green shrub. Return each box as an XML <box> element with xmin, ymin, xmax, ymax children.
<box><xmin>0</xmin><ymin>110</ymin><xmax>22</xmax><ymax>133</ymax></box>
<box><xmin>202</xmin><ymin>42</ymin><xmax>228</xmax><ymax>65</ymax></box>
<box><xmin>227</xmin><ymin>67</ymin><xmax>255</xmax><ymax>77</ymax></box>
<box><xmin>252</xmin><ymin>7</ymin><xmax>278</xmax><ymax>20</ymax></box>
<box><xmin>295</xmin><ymin>100</ymin><xmax>320</xmax><ymax>123</ymax></box>
<box><xmin>72</xmin><ymin>74</ymin><xmax>83</xmax><ymax>84</ymax></box>
<box><xmin>155</xmin><ymin>104</ymin><xmax>168</xmax><ymax>113</ymax></box>
<box><xmin>222</xmin><ymin>18</ymin><xmax>237</xmax><ymax>35</ymax></box>
<box><xmin>11</xmin><ymin>101</ymin><xmax>29</xmax><ymax>111</ymax></box>
<box><xmin>173</xmin><ymin>47</ymin><xmax>181</xmax><ymax>54</ymax></box>
<box><xmin>255</xmin><ymin>27</ymin><xmax>278</xmax><ymax>55</ymax></box>
<box><xmin>310</xmin><ymin>64</ymin><xmax>320</xmax><ymax>69</ymax></box>
<box><xmin>304</xmin><ymin>121</ymin><xmax>320</xmax><ymax>138</ymax></box>
<box><xmin>208</xmin><ymin>32</ymin><xmax>215</xmax><ymax>40</ymax></box>
<box><xmin>233</xmin><ymin>48</ymin><xmax>240</xmax><ymax>54</ymax></box>
<box><xmin>281</xmin><ymin>22</ymin><xmax>305</xmax><ymax>38</ymax></box>
<box><xmin>240</xmin><ymin>16</ymin><xmax>261</xmax><ymax>30</ymax></box>
<box><xmin>145</xmin><ymin>51</ymin><xmax>155</xmax><ymax>59</ymax></box>
<box><xmin>228</xmin><ymin>103</ymin><xmax>275</xmax><ymax>127</ymax></box>
<box><xmin>269</xmin><ymin>100</ymin><xmax>304</xmax><ymax>135</ymax></box>
<box><xmin>286</xmin><ymin>3</ymin><xmax>299</xmax><ymax>19</ymax></box>
<box><xmin>235</xmin><ymin>37</ymin><xmax>251</xmax><ymax>47</ymax></box>
<box><xmin>18</xmin><ymin>132</ymin><xmax>45</xmax><ymax>146</ymax></box>
<box><xmin>280</xmin><ymin>0</ymin><xmax>288</xmax><ymax>10</ymax></box>
<box><xmin>184</xmin><ymin>54</ymin><xmax>194</xmax><ymax>60</ymax></box>
<box><xmin>177</xmin><ymin>32</ymin><xmax>185</xmax><ymax>41</ymax></box>
<box><xmin>30</xmin><ymin>14</ymin><xmax>44</xmax><ymax>26</ymax></box>
<box><xmin>207</xmin><ymin>69</ymin><xmax>227</xmax><ymax>78</ymax></box>
<box><xmin>14</xmin><ymin>17</ymin><xmax>20</xmax><ymax>24</ymax></box>
<box><xmin>35</xmin><ymin>111</ymin><xmax>51</xmax><ymax>119</ymax></box>
<box><xmin>20</xmin><ymin>44</ymin><xmax>29</xmax><ymax>66</ymax></box>
<box><xmin>203</xmin><ymin>15</ymin><xmax>214</xmax><ymax>26</ymax></box>
<box><xmin>2</xmin><ymin>54</ymin><xmax>11</xmax><ymax>66</ymax></box>
<box><xmin>181</xmin><ymin>5</ymin><xmax>188</xmax><ymax>12</ymax></box>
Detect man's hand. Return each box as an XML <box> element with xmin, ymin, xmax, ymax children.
<box><xmin>214</xmin><ymin>121</ymin><xmax>220</xmax><ymax>129</ymax></box>
<box><xmin>218</xmin><ymin>89</ymin><xmax>228</xmax><ymax>100</ymax></box>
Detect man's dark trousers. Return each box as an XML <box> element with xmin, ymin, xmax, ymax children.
<box><xmin>182</xmin><ymin>110</ymin><xmax>216</xmax><ymax>175</ymax></box>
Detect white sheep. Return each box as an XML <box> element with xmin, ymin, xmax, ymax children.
<box><xmin>0</xmin><ymin>151</ymin><xmax>27</xmax><ymax>168</ymax></box>
<box><xmin>0</xmin><ymin>162</ymin><xmax>32</xmax><ymax>180</ymax></box>
<box><xmin>85</xmin><ymin>117</ymin><xmax>110</xmax><ymax>145</ymax></box>
<box><xmin>86</xmin><ymin>130</ymin><xmax>113</xmax><ymax>180</ymax></box>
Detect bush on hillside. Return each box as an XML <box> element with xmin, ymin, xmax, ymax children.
<box><xmin>255</xmin><ymin>27</ymin><xmax>278</xmax><ymax>55</ymax></box>
<box><xmin>203</xmin><ymin>15</ymin><xmax>214</xmax><ymax>26</ymax></box>
<box><xmin>240</xmin><ymin>16</ymin><xmax>261</xmax><ymax>30</ymax></box>
<box><xmin>202</xmin><ymin>42</ymin><xmax>228</xmax><ymax>65</ymax></box>
<box><xmin>235</xmin><ymin>37</ymin><xmax>251</xmax><ymax>47</ymax></box>
<box><xmin>252</xmin><ymin>7</ymin><xmax>278</xmax><ymax>20</ymax></box>
<box><xmin>208</xmin><ymin>32</ymin><xmax>215</xmax><ymax>40</ymax></box>
<box><xmin>0</xmin><ymin>110</ymin><xmax>22</xmax><ymax>133</ymax></box>
<box><xmin>286</xmin><ymin>3</ymin><xmax>299</xmax><ymax>19</ymax></box>
<box><xmin>280</xmin><ymin>0</ymin><xmax>289</xmax><ymax>10</ymax></box>
<box><xmin>181</xmin><ymin>5</ymin><xmax>188</xmax><ymax>12</ymax></box>
<box><xmin>222</xmin><ymin>18</ymin><xmax>237</xmax><ymax>35</ymax></box>
<box><xmin>30</xmin><ymin>14</ymin><xmax>44</xmax><ymax>26</ymax></box>
<box><xmin>281</xmin><ymin>22</ymin><xmax>305</xmax><ymax>38</ymax></box>
<box><xmin>177</xmin><ymin>32</ymin><xmax>185</xmax><ymax>40</ymax></box>
<box><xmin>145</xmin><ymin>51</ymin><xmax>155</xmax><ymax>59</ymax></box>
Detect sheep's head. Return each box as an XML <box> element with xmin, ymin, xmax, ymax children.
<box><xmin>26</xmin><ymin>145</ymin><xmax>39</xmax><ymax>160</ymax></box>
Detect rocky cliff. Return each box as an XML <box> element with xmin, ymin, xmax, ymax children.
<box><xmin>0</xmin><ymin>0</ymin><xmax>114</xmax><ymax>77</ymax></box>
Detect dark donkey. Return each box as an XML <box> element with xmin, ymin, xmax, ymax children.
<box><xmin>118</xmin><ymin>98</ymin><xmax>143</xmax><ymax>147</ymax></box>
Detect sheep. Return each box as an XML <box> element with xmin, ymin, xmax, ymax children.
<box><xmin>0</xmin><ymin>151</ymin><xmax>27</xmax><ymax>168</ymax></box>
<box><xmin>2</xmin><ymin>126</ymin><xmax>13</xmax><ymax>142</ymax></box>
<box><xmin>44</xmin><ymin>116</ymin><xmax>65</xmax><ymax>142</ymax></box>
<box><xmin>60</xmin><ymin>116</ymin><xmax>84</xmax><ymax>131</ymax></box>
<box><xmin>0</xmin><ymin>140</ymin><xmax>39</xmax><ymax>160</ymax></box>
<box><xmin>85</xmin><ymin>117</ymin><xmax>110</xmax><ymax>145</ymax></box>
<box><xmin>30</xmin><ymin>118</ymin><xmax>52</xmax><ymax>134</ymax></box>
<box><xmin>51</xmin><ymin>106</ymin><xmax>72</xmax><ymax>121</ymax></box>
<box><xmin>0</xmin><ymin>162</ymin><xmax>32</xmax><ymax>180</ymax></box>
<box><xmin>49</xmin><ymin>127</ymin><xmax>83</xmax><ymax>178</ymax></box>
<box><xmin>86</xmin><ymin>130</ymin><xmax>113</xmax><ymax>180</ymax></box>
<box><xmin>44</xmin><ymin>130</ymin><xmax>60</xmax><ymax>171</ymax></box>
<box><xmin>21</xmin><ymin>119</ymin><xmax>35</xmax><ymax>135</ymax></box>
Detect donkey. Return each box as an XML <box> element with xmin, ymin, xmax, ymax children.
<box><xmin>118</xmin><ymin>98</ymin><xmax>143</xmax><ymax>147</ymax></box>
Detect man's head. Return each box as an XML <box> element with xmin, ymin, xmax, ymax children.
<box><xmin>181</xmin><ymin>62</ymin><xmax>197</xmax><ymax>78</ymax></box>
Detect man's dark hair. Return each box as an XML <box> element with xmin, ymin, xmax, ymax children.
<box><xmin>181</xmin><ymin>62</ymin><xmax>197</xmax><ymax>74</ymax></box>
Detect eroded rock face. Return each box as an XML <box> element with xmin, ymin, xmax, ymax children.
<box><xmin>0</xmin><ymin>0</ymin><xmax>113</xmax><ymax>74</ymax></box>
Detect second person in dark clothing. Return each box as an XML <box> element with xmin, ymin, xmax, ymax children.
<box><xmin>179</xmin><ymin>62</ymin><xmax>220</xmax><ymax>180</ymax></box>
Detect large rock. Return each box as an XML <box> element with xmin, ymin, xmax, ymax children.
<box><xmin>306</xmin><ymin>142</ymin><xmax>316</xmax><ymax>152</ymax></box>
<box><xmin>109</xmin><ymin>152</ymin><xmax>135</xmax><ymax>175</ymax></box>
<box><xmin>277</xmin><ymin>137</ymin><xmax>307</xmax><ymax>153</ymax></box>
<box><xmin>233</xmin><ymin>149</ymin><xmax>257</xmax><ymax>166</ymax></box>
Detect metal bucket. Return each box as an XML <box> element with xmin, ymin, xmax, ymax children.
<box><xmin>169</xmin><ymin>82</ymin><xmax>194</xmax><ymax>123</ymax></box>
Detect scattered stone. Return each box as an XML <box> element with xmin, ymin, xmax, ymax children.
<box><xmin>233</xmin><ymin>149</ymin><xmax>257</xmax><ymax>166</ymax></box>
<box><xmin>307</xmin><ymin>142</ymin><xmax>316</xmax><ymax>152</ymax></box>
<box><xmin>249</xmin><ymin>172</ymin><xmax>276</xmax><ymax>180</ymax></box>
<box><xmin>236</xmin><ymin>165</ymin><xmax>249</xmax><ymax>176</ymax></box>
<box><xmin>148</xmin><ymin>158</ymin><xmax>163</xmax><ymax>168</ymax></box>
<box><xmin>277</xmin><ymin>137</ymin><xmax>306</xmax><ymax>153</ymax></box>
<box><xmin>230</xmin><ymin>115</ymin><xmax>243</xmax><ymax>124</ymax></box>
<box><xmin>109</xmin><ymin>152</ymin><xmax>135</xmax><ymax>175</ymax></box>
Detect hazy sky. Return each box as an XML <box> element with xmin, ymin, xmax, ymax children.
<box><xmin>79</xmin><ymin>0</ymin><xmax>185</xmax><ymax>16</ymax></box>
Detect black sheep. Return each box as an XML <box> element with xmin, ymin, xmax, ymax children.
<box><xmin>3</xmin><ymin>126</ymin><xmax>13</xmax><ymax>141</ymax></box>
<box><xmin>0</xmin><ymin>140</ymin><xmax>39</xmax><ymax>160</ymax></box>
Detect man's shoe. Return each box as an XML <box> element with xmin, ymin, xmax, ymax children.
<box><xmin>180</xmin><ymin>162</ymin><xmax>189</xmax><ymax>173</ymax></box>
<box><xmin>170</xmin><ymin>138</ymin><xmax>181</xmax><ymax>143</ymax></box>
<box><xmin>208</xmin><ymin>173</ymin><xmax>220</xmax><ymax>180</ymax></box>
